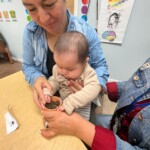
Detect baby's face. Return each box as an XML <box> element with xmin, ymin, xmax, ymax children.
<box><xmin>54</xmin><ymin>52</ymin><xmax>85</xmax><ymax>80</ymax></box>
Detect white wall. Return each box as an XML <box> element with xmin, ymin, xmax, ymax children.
<box><xmin>0</xmin><ymin>1</ymin><xmax>27</xmax><ymax>61</ymax></box>
<box><xmin>102</xmin><ymin>0</ymin><xmax>150</xmax><ymax>81</ymax></box>
<box><xmin>78</xmin><ymin>0</ymin><xmax>150</xmax><ymax>81</ymax></box>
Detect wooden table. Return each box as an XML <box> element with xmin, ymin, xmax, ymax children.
<box><xmin>0</xmin><ymin>71</ymin><xmax>87</xmax><ymax>150</ymax></box>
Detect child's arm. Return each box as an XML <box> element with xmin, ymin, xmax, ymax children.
<box><xmin>63</xmin><ymin>66</ymin><xmax>101</xmax><ymax>115</ymax></box>
<box><xmin>42</xmin><ymin>87</ymin><xmax>53</xmax><ymax>109</ymax></box>
<box><xmin>42</xmin><ymin>65</ymin><xmax>60</xmax><ymax>108</ymax></box>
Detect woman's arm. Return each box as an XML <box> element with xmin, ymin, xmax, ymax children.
<box><xmin>22</xmin><ymin>26</ymin><xmax>52</xmax><ymax>107</ymax></box>
<box><xmin>106</xmin><ymin>81</ymin><xmax>126</xmax><ymax>102</ymax></box>
<box><xmin>41</xmin><ymin>110</ymin><xmax>145</xmax><ymax>150</ymax></box>
<box><xmin>22</xmin><ymin>27</ymin><xmax>44</xmax><ymax>85</ymax></box>
<box><xmin>22</xmin><ymin>24</ymin><xmax>48</xmax><ymax>85</ymax></box>
<box><xmin>87</xmin><ymin>26</ymin><xmax>109</xmax><ymax>88</ymax></box>
<box><xmin>40</xmin><ymin>110</ymin><xmax>95</xmax><ymax>147</ymax></box>
<box><xmin>40</xmin><ymin>110</ymin><xmax>117</xmax><ymax>149</ymax></box>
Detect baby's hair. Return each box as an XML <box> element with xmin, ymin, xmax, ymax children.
<box><xmin>54</xmin><ymin>31</ymin><xmax>89</xmax><ymax>64</ymax></box>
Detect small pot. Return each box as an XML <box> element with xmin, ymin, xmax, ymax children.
<box><xmin>45</xmin><ymin>96</ymin><xmax>62</xmax><ymax>111</ymax></box>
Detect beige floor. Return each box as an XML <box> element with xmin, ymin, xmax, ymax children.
<box><xmin>96</xmin><ymin>94</ymin><xmax>117</xmax><ymax>115</ymax></box>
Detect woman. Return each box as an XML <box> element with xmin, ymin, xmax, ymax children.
<box><xmin>22</xmin><ymin>0</ymin><xmax>109</xmax><ymax>109</ymax></box>
<box><xmin>40</xmin><ymin>58</ymin><xmax>150</xmax><ymax>150</ymax></box>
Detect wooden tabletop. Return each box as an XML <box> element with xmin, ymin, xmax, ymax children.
<box><xmin>0</xmin><ymin>71</ymin><xmax>87</xmax><ymax>150</ymax></box>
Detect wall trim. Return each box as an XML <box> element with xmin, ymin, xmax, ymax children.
<box><xmin>108</xmin><ymin>78</ymin><xmax>120</xmax><ymax>82</ymax></box>
<box><xmin>12</xmin><ymin>57</ymin><xmax>22</xmax><ymax>62</ymax></box>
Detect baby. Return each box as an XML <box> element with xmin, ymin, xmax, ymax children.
<box><xmin>43</xmin><ymin>31</ymin><xmax>101</xmax><ymax>120</ymax></box>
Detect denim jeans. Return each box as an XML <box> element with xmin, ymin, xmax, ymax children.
<box><xmin>95</xmin><ymin>114</ymin><xmax>112</xmax><ymax>129</ymax></box>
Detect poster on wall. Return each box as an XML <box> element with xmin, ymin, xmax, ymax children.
<box><xmin>25</xmin><ymin>9</ymin><xmax>32</xmax><ymax>22</ymax></box>
<box><xmin>98</xmin><ymin>0</ymin><xmax>135</xmax><ymax>44</ymax></box>
<box><xmin>75</xmin><ymin>0</ymin><xmax>98</xmax><ymax>28</ymax></box>
<box><xmin>0</xmin><ymin>10</ymin><xmax>17</xmax><ymax>22</ymax></box>
<box><xmin>0</xmin><ymin>0</ymin><xmax>13</xmax><ymax>2</ymax></box>
<box><xmin>0</xmin><ymin>1</ymin><xmax>31</xmax><ymax>23</ymax></box>
<box><xmin>76</xmin><ymin>0</ymin><xmax>90</xmax><ymax>21</ymax></box>
<box><xmin>0</xmin><ymin>0</ymin><xmax>18</xmax><ymax>22</ymax></box>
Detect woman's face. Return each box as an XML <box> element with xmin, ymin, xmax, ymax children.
<box><xmin>22</xmin><ymin>0</ymin><xmax>67</xmax><ymax>35</ymax></box>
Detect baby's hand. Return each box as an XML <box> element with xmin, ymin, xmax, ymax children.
<box><xmin>56</xmin><ymin>104</ymin><xmax>65</xmax><ymax>112</ymax></box>
<box><xmin>40</xmin><ymin>95</ymin><xmax>51</xmax><ymax>109</ymax></box>
<box><xmin>43</xmin><ymin>87</ymin><xmax>52</xmax><ymax>102</ymax></box>
<box><xmin>42</xmin><ymin>87</ymin><xmax>52</xmax><ymax>109</ymax></box>
<box><xmin>44</xmin><ymin>95</ymin><xmax>51</xmax><ymax>103</ymax></box>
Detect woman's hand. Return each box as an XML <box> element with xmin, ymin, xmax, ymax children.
<box><xmin>40</xmin><ymin>110</ymin><xmax>80</xmax><ymax>138</ymax></box>
<box><xmin>67</xmin><ymin>79</ymin><xmax>83</xmax><ymax>93</ymax></box>
<box><xmin>40</xmin><ymin>110</ymin><xmax>95</xmax><ymax>147</ymax></box>
<box><xmin>68</xmin><ymin>79</ymin><xmax>103</xmax><ymax>94</ymax></box>
<box><xmin>33</xmin><ymin>77</ymin><xmax>52</xmax><ymax>109</ymax></box>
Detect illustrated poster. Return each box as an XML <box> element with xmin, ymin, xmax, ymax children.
<box><xmin>77</xmin><ymin>0</ymin><xmax>90</xmax><ymax>21</ymax></box>
<box><xmin>98</xmin><ymin>0</ymin><xmax>135</xmax><ymax>44</ymax></box>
